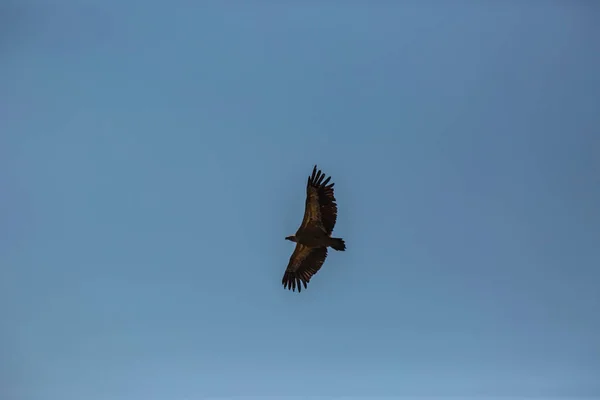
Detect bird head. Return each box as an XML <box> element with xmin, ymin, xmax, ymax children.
<box><xmin>285</xmin><ymin>235</ymin><xmax>297</xmax><ymax>242</ymax></box>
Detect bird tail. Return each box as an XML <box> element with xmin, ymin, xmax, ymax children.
<box><xmin>329</xmin><ymin>237</ymin><xmax>346</xmax><ymax>251</ymax></box>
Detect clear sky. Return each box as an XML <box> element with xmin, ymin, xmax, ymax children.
<box><xmin>2</xmin><ymin>1</ymin><xmax>599</xmax><ymax>399</ymax></box>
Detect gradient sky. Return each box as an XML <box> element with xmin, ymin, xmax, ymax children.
<box><xmin>2</xmin><ymin>1</ymin><xmax>599</xmax><ymax>399</ymax></box>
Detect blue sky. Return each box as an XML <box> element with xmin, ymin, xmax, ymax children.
<box><xmin>1</xmin><ymin>1</ymin><xmax>599</xmax><ymax>399</ymax></box>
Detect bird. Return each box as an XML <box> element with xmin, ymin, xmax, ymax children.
<box><xmin>282</xmin><ymin>165</ymin><xmax>346</xmax><ymax>292</ymax></box>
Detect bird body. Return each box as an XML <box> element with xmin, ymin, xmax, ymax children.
<box><xmin>286</xmin><ymin>230</ymin><xmax>344</xmax><ymax>250</ymax></box>
<box><xmin>282</xmin><ymin>165</ymin><xmax>346</xmax><ymax>292</ymax></box>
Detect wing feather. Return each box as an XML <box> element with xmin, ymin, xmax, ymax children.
<box><xmin>298</xmin><ymin>166</ymin><xmax>324</xmax><ymax>231</ymax></box>
<box><xmin>282</xmin><ymin>244</ymin><xmax>328</xmax><ymax>292</ymax></box>
<box><xmin>305</xmin><ymin>165</ymin><xmax>339</xmax><ymax>235</ymax></box>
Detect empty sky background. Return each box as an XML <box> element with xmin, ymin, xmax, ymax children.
<box><xmin>2</xmin><ymin>1</ymin><xmax>599</xmax><ymax>399</ymax></box>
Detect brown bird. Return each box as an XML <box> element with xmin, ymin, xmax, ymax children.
<box><xmin>282</xmin><ymin>165</ymin><xmax>346</xmax><ymax>292</ymax></box>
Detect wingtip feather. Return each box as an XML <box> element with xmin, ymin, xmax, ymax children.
<box><xmin>282</xmin><ymin>271</ymin><xmax>310</xmax><ymax>293</ymax></box>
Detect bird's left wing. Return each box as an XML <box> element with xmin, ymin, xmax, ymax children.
<box><xmin>298</xmin><ymin>166</ymin><xmax>326</xmax><ymax>231</ymax></box>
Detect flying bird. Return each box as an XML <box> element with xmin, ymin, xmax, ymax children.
<box><xmin>282</xmin><ymin>165</ymin><xmax>346</xmax><ymax>292</ymax></box>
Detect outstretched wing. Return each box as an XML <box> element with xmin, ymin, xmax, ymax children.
<box><xmin>303</xmin><ymin>165</ymin><xmax>338</xmax><ymax>235</ymax></box>
<box><xmin>297</xmin><ymin>171</ymin><xmax>323</xmax><ymax>232</ymax></box>
<box><xmin>282</xmin><ymin>243</ymin><xmax>328</xmax><ymax>292</ymax></box>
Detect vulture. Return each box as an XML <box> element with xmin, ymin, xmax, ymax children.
<box><xmin>282</xmin><ymin>165</ymin><xmax>346</xmax><ymax>292</ymax></box>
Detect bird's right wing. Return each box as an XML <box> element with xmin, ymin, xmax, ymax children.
<box><xmin>282</xmin><ymin>243</ymin><xmax>328</xmax><ymax>292</ymax></box>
